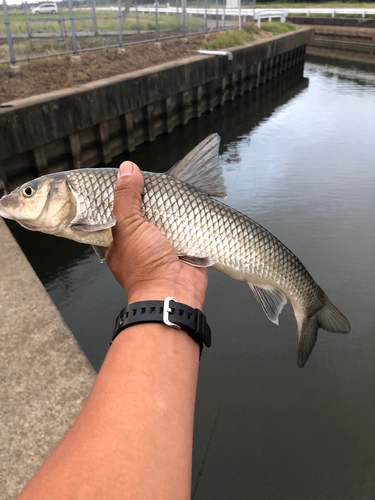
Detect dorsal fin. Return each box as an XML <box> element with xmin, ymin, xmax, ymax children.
<box><xmin>167</xmin><ymin>134</ymin><xmax>227</xmax><ymax>198</ymax></box>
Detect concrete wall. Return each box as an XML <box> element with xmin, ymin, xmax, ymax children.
<box><xmin>287</xmin><ymin>18</ymin><xmax>375</xmax><ymax>65</ymax></box>
<box><xmin>306</xmin><ymin>42</ymin><xmax>375</xmax><ymax>65</ymax></box>
<box><xmin>0</xmin><ymin>28</ymin><xmax>313</xmax><ymax>190</ymax></box>
<box><xmin>287</xmin><ymin>17</ymin><xmax>375</xmax><ymax>28</ymax></box>
<box><xmin>0</xmin><ymin>218</ymin><xmax>96</xmax><ymax>498</ymax></box>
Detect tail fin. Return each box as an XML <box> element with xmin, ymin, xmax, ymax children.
<box><xmin>297</xmin><ymin>297</ymin><xmax>350</xmax><ymax>368</ymax></box>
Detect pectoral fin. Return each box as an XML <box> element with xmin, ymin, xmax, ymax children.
<box><xmin>70</xmin><ymin>216</ymin><xmax>117</xmax><ymax>232</ymax></box>
<box><xmin>179</xmin><ymin>255</ymin><xmax>215</xmax><ymax>267</ymax></box>
<box><xmin>248</xmin><ymin>284</ymin><xmax>287</xmax><ymax>325</ymax></box>
<box><xmin>92</xmin><ymin>245</ymin><xmax>108</xmax><ymax>262</ymax></box>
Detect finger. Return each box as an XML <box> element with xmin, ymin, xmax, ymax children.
<box><xmin>113</xmin><ymin>161</ymin><xmax>144</xmax><ymax>231</ymax></box>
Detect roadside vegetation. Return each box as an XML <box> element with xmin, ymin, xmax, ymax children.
<box><xmin>198</xmin><ymin>21</ymin><xmax>298</xmax><ymax>50</ymax></box>
<box><xmin>258</xmin><ymin>21</ymin><xmax>299</xmax><ymax>34</ymax></box>
<box><xmin>0</xmin><ymin>10</ymin><xmax>204</xmax><ymax>35</ymax></box>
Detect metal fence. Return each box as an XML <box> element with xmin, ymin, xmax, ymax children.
<box><xmin>0</xmin><ymin>0</ymin><xmax>244</xmax><ymax>65</ymax></box>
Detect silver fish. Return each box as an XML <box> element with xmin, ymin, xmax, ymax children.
<box><xmin>0</xmin><ymin>134</ymin><xmax>350</xmax><ymax>366</ymax></box>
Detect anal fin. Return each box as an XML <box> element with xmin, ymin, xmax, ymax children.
<box><xmin>248</xmin><ymin>284</ymin><xmax>287</xmax><ymax>325</ymax></box>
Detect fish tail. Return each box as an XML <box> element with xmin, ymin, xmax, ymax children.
<box><xmin>297</xmin><ymin>295</ymin><xmax>351</xmax><ymax>368</ymax></box>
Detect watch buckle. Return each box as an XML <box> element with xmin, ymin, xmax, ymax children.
<box><xmin>163</xmin><ymin>297</ymin><xmax>181</xmax><ymax>330</ymax></box>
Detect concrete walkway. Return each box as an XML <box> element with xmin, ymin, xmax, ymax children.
<box><xmin>0</xmin><ymin>219</ymin><xmax>96</xmax><ymax>499</ymax></box>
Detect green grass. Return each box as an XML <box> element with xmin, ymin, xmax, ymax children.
<box><xmin>198</xmin><ymin>29</ymin><xmax>252</xmax><ymax>50</ymax></box>
<box><xmin>258</xmin><ymin>21</ymin><xmax>299</xmax><ymax>34</ymax></box>
<box><xmin>0</xmin><ymin>35</ymin><xmax>123</xmax><ymax>61</ymax></box>
<box><xmin>198</xmin><ymin>21</ymin><xmax>298</xmax><ymax>50</ymax></box>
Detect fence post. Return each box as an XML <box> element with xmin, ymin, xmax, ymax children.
<box><xmin>91</xmin><ymin>0</ymin><xmax>98</xmax><ymax>36</ymax></box>
<box><xmin>215</xmin><ymin>0</ymin><xmax>218</xmax><ymax>29</ymax></box>
<box><xmin>204</xmin><ymin>0</ymin><xmax>207</xmax><ymax>32</ymax></box>
<box><xmin>2</xmin><ymin>0</ymin><xmax>16</xmax><ymax>65</ymax></box>
<box><xmin>23</xmin><ymin>3</ymin><xmax>32</xmax><ymax>38</ymax></box>
<box><xmin>182</xmin><ymin>0</ymin><xmax>185</xmax><ymax>36</ymax></box>
<box><xmin>155</xmin><ymin>0</ymin><xmax>159</xmax><ymax>41</ymax></box>
<box><xmin>223</xmin><ymin>0</ymin><xmax>225</xmax><ymax>28</ymax></box>
<box><xmin>176</xmin><ymin>0</ymin><xmax>180</xmax><ymax>31</ymax></box>
<box><xmin>135</xmin><ymin>0</ymin><xmax>140</xmax><ymax>34</ymax></box>
<box><xmin>118</xmin><ymin>0</ymin><xmax>123</xmax><ymax>48</ymax></box>
<box><xmin>68</xmin><ymin>0</ymin><xmax>77</xmax><ymax>54</ymax></box>
<box><xmin>57</xmin><ymin>4</ymin><xmax>64</xmax><ymax>38</ymax></box>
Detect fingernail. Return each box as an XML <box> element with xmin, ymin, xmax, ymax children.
<box><xmin>119</xmin><ymin>162</ymin><xmax>133</xmax><ymax>177</ymax></box>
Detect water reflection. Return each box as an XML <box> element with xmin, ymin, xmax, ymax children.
<box><xmin>6</xmin><ymin>58</ymin><xmax>375</xmax><ymax>500</ymax></box>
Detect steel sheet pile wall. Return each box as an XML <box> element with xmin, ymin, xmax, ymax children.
<box><xmin>0</xmin><ymin>28</ymin><xmax>313</xmax><ymax>189</ymax></box>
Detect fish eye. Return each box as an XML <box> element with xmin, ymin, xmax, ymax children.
<box><xmin>23</xmin><ymin>185</ymin><xmax>35</xmax><ymax>197</ymax></box>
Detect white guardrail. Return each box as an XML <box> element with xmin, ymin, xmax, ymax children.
<box><xmin>125</xmin><ymin>7</ymin><xmax>375</xmax><ymax>26</ymax></box>
<box><xmin>127</xmin><ymin>7</ymin><xmax>287</xmax><ymax>26</ymax></box>
<box><xmin>285</xmin><ymin>7</ymin><xmax>375</xmax><ymax>17</ymax></box>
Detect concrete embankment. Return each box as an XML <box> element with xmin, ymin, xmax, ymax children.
<box><xmin>0</xmin><ymin>28</ymin><xmax>313</xmax><ymax>190</ymax></box>
<box><xmin>288</xmin><ymin>17</ymin><xmax>375</xmax><ymax>65</ymax></box>
<box><xmin>0</xmin><ymin>218</ymin><xmax>96</xmax><ymax>498</ymax></box>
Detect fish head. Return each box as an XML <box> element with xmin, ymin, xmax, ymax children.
<box><xmin>0</xmin><ymin>175</ymin><xmax>73</xmax><ymax>234</ymax></box>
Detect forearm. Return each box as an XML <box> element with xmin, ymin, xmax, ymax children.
<box><xmin>19</xmin><ymin>320</ymin><xmax>200</xmax><ymax>500</ymax></box>
<box><xmin>19</xmin><ymin>161</ymin><xmax>207</xmax><ymax>500</ymax></box>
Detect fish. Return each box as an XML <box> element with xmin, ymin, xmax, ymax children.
<box><xmin>0</xmin><ymin>134</ymin><xmax>350</xmax><ymax>367</ymax></box>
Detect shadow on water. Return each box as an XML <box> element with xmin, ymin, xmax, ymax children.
<box><xmin>5</xmin><ymin>58</ymin><xmax>375</xmax><ymax>500</ymax></box>
<box><xmin>111</xmin><ymin>69</ymin><xmax>309</xmax><ymax>173</ymax></box>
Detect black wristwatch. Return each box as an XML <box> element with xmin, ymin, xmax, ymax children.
<box><xmin>111</xmin><ymin>297</ymin><xmax>211</xmax><ymax>356</ymax></box>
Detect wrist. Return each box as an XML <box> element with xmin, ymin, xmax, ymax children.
<box><xmin>112</xmin><ymin>297</ymin><xmax>211</xmax><ymax>356</ymax></box>
<box><xmin>127</xmin><ymin>286</ymin><xmax>205</xmax><ymax>311</ymax></box>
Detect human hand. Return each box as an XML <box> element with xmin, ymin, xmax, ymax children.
<box><xmin>106</xmin><ymin>161</ymin><xmax>208</xmax><ymax>311</ymax></box>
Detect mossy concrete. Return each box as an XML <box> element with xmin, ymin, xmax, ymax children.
<box><xmin>0</xmin><ymin>219</ymin><xmax>96</xmax><ymax>498</ymax></box>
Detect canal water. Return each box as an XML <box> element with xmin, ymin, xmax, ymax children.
<box><xmin>6</xmin><ymin>57</ymin><xmax>375</xmax><ymax>499</ymax></box>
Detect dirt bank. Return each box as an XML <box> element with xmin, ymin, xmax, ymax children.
<box><xmin>0</xmin><ymin>31</ymin><xmax>273</xmax><ymax>104</ymax></box>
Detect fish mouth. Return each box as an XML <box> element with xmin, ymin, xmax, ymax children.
<box><xmin>0</xmin><ymin>205</ymin><xmax>14</xmax><ymax>220</ymax></box>
<box><xmin>20</xmin><ymin>222</ymin><xmax>38</xmax><ymax>231</ymax></box>
<box><xmin>0</xmin><ymin>205</ymin><xmax>38</xmax><ymax>230</ymax></box>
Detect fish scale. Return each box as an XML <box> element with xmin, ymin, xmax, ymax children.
<box><xmin>67</xmin><ymin>169</ymin><xmax>118</xmax><ymax>227</ymax></box>
<box><xmin>0</xmin><ymin>134</ymin><xmax>350</xmax><ymax>367</ymax></box>
<box><xmin>143</xmin><ymin>171</ymin><xmax>321</xmax><ymax>311</ymax></box>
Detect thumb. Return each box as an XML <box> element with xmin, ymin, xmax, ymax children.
<box><xmin>113</xmin><ymin>161</ymin><xmax>144</xmax><ymax>229</ymax></box>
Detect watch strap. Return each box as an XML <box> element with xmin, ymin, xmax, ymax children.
<box><xmin>111</xmin><ymin>297</ymin><xmax>211</xmax><ymax>355</ymax></box>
